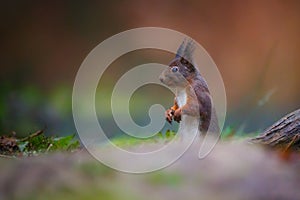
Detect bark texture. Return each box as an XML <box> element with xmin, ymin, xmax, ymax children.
<box><xmin>251</xmin><ymin>109</ymin><xmax>300</xmax><ymax>151</ymax></box>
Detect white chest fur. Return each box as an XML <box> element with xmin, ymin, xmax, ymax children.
<box><xmin>176</xmin><ymin>88</ymin><xmax>201</xmax><ymax>139</ymax></box>
<box><xmin>176</xmin><ymin>88</ymin><xmax>187</xmax><ymax>107</ymax></box>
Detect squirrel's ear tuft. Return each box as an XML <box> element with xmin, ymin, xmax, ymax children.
<box><xmin>176</xmin><ymin>38</ymin><xmax>195</xmax><ymax>64</ymax></box>
<box><xmin>175</xmin><ymin>40</ymin><xmax>186</xmax><ymax>58</ymax></box>
<box><xmin>183</xmin><ymin>39</ymin><xmax>195</xmax><ymax>62</ymax></box>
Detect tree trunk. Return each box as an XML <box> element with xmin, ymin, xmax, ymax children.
<box><xmin>251</xmin><ymin>109</ymin><xmax>300</xmax><ymax>151</ymax></box>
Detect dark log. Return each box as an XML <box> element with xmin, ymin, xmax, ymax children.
<box><xmin>251</xmin><ymin>109</ymin><xmax>300</xmax><ymax>151</ymax></box>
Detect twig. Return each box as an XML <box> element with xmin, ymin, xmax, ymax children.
<box><xmin>46</xmin><ymin>143</ymin><xmax>53</xmax><ymax>152</ymax></box>
<box><xmin>18</xmin><ymin>129</ymin><xmax>44</xmax><ymax>142</ymax></box>
<box><xmin>0</xmin><ymin>154</ymin><xmax>19</xmax><ymax>159</ymax></box>
<box><xmin>284</xmin><ymin>135</ymin><xmax>300</xmax><ymax>153</ymax></box>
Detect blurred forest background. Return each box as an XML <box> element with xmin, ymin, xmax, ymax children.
<box><xmin>1</xmin><ymin>0</ymin><xmax>300</xmax><ymax>137</ymax></box>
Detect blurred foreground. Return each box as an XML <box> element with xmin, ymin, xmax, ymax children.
<box><xmin>1</xmin><ymin>140</ymin><xmax>300</xmax><ymax>200</ymax></box>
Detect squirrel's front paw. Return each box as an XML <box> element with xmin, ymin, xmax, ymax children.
<box><xmin>165</xmin><ymin>109</ymin><xmax>175</xmax><ymax>124</ymax></box>
<box><xmin>173</xmin><ymin>108</ymin><xmax>182</xmax><ymax>123</ymax></box>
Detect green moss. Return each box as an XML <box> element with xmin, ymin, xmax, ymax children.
<box><xmin>16</xmin><ymin>133</ymin><xmax>80</xmax><ymax>156</ymax></box>
<box><xmin>22</xmin><ymin>186</ymin><xmax>136</xmax><ymax>200</ymax></box>
<box><xmin>76</xmin><ymin>162</ymin><xmax>115</xmax><ymax>178</ymax></box>
<box><xmin>110</xmin><ymin>130</ymin><xmax>177</xmax><ymax>148</ymax></box>
<box><xmin>147</xmin><ymin>171</ymin><xmax>183</xmax><ymax>187</ymax></box>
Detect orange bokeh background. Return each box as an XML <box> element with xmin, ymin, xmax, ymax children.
<box><xmin>1</xmin><ymin>1</ymin><xmax>300</xmax><ymax>133</ymax></box>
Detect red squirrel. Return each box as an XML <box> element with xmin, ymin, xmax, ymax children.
<box><xmin>159</xmin><ymin>39</ymin><xmax>219</xmax><ymax>135</ymax></box>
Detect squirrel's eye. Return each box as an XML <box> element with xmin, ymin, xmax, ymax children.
<box><xmin>171</xmin><ymin>66</ymin><xmax>179</xmax><ymax>72</ymax></box>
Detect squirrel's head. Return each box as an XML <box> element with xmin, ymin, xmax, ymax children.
<box><xmin>159</xmin><ymin>39</ymin><xmax>199</xmax><ymax>88</ymax></box>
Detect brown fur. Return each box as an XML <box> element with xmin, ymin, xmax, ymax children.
<box><xmin>160</xmin><ymin>57</ymin><xmax>219</xmax><ymax>134</ymax></box>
